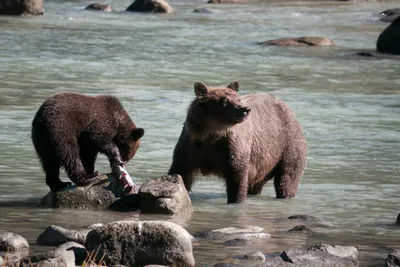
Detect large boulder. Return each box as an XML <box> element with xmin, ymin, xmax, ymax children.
<box><xmin>85</xmin><ymin>220</ymin><xmax>194</xmax><ymax>267</ymax></box>
<box><xmin>85</xmin><ymin>3</ymin><xmax>112</xmax><ymax>12</ymax></box>
<box><xmin>40</xmin><ymin>174</ymin><xmax>126</xmax><ymax>209</ymax></box>
<box><xmin>261</xmin><ymin>36</ymin><xmax>335</xmax><ymax>46</ymax></box>
<box><xmin>0</xmin><ymin>0</ymin><xmax>43</xmax><ymax>15</ymax></box>
<box><xmin>377</xmin><ymin>16</ymin><xmax>400</xmax><ymax>55</ymax></box>
<box><xmin>138</xmin><ymin>175</ymin><xmax>192</xmax><ymax>215</ymax></box>
<box><xmin>126</xmin><ymin>0</ymin><xmax>173</xmax><ymax>13</ymax></box>
<box><xmin>386</xmin><ymin>250</ymin><xmax>400</xmax><ymax>267</ymax></box>
<box><xmin>36</xmin><ymin>225</ymin><xmax>93</xmax><ymax>246</ymax></box>
<box><xmin>0</xmin><ymin>232</ymin><xmax>29</xmax><ymax>252</ymax></box>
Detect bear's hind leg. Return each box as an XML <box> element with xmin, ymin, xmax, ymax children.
<box><xmin>273</xmin><ymin>161</ymin><xmax>302</xmax><ymax>199</ymax></box>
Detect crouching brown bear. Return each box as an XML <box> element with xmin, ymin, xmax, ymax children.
<box><xmin>168</xmin><ymin>81</ymin><xmax>307</xmax><ymax>204</ymax></box>
<box><xmin>32</xmin><ymin>92</ymin><xmax>144</xmax><ymax>192</ymax></box>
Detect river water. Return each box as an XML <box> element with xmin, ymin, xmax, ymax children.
<box><xmin>0</xmin><ymin>0</ymin><xmax>399</xmax><ymax>266</ymax></box>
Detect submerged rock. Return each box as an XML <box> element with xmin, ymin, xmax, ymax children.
<box><xmin>40</xmin><ymin>174</ymin><xmax>126</xmax><ymax>209</ymax></box>
<box><xmin>126</xmin><ymin>0</ymin><xmax>173</xmax><ymax>13</ymax></box>
<box><xmin>386</xmin><ymin>249</ymin><xmax>400</xmax><ymax>267</ymax></box>
<box><xmin>197</xmin><ymin>225</ymin><xmax>270</xmax><ymax>240</ymax></box>
<box><xmin>36</xmin><ymin>225</ymin><xmax>92</xmax><ymax>246</ymax></box>
<box><xmin>85</xmin><ymin>220</ymin><xmax>194</xmax><ymax>267</ymax></box>
<box><xmin>0</xmin><ymin>0</ymin><xmax>43</xmax><ymax>16</ymax></box>
<box><xmin>85</xmin><ymin>3</ymin><xmax>113</xmax><ymax>12</ymax></box>
<box><xmin>396</xmin><ymin>213</ymin><xmax>400</xmax><ymax>225</ymax></box>
<box><xmin>138</xmin><ymin>174</ymin><xmax>192</xmax><ymax>215</ymax></box>
<box><xmin>308</xmin><ymin>243</ymin><xmax>358</xmax><ymax>259</ymax></box>
<box><xmin>223</xmin><ymin>238</ymin><xmax>252</xmax><ymax>246</ymax></box>
<box><xmin>0</xmin><ymin>232</ymin><xmax>29</xmax><ymax>252</ymax></box>
<box><xmin>377</xmin><ymin>16</ymin><xmax>400</xmax><ymax>55</ymax></box>
<box><xmin>261</xmin><ymin>36</ymin><xmax>335</xmax><ymax>46</ymax></box>
<box><xmin>288</xmin><ymin>225</ymin><xmax>310</xmax><ymax>232</ymax></box>
<box><xmin>263</xmin><ymin>248</ymin><xmax>358</xmax><ymax>267</ymax></box>
<box><xmin>193</xmin><ymin>7</ymin><xmax>214</xmax><ymax>13</ymax></box>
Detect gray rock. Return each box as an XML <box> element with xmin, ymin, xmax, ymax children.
<box><xmin>386</xmin><ymin>249</ymin><xmax>400</xmax><ymax>267</ymax></box>
<box><xmin>223</xmin><ymin>238</ymin><xmax>252</xmax><ymax>246</ymax></box>
<box><xmin>85</xmin><ymin>3</ymin><xmax>112</xmax><ymax>12</ymax></box>
<box><xmin>0</xmin><ymin>232</ymin><xmax>29</xmax><ymax>252</ymax></box>
<box><xmin>17</xmin><ymin>250</ymin><xmax>75</xmax><ymax>267</ymax></box>
<box><xmin>126</xmin><ymin>0</ymin><xmax>173</xmax><ymax>13</ymax></box>
<box><xmin>261</xmin><ymin>36</ymin><xmax>335</xmax><ymax>46</ymax></box>
<box><xmin>381</xmin><ymin>8</ymin><xmax>400</xmax><ymax>16</ymax></box>
<box><xmin>56</xmin><ymin>241</ymin><xmax>87</xmax><ymax>265</ymax></box>
<box><xmin>0</xmin><ymin>255</ymin><xmax>3</xmax><ymax>265</ymax></box>
<box><xmin>193</xmin><ymin>7</ymin><xmax>213</xmax><ymax>13</ymax></box>
<box><xmin>377</xmin><ymin>16</ymin><xmax>400</xmax><ymax>55</ymax></box>
<box><xmin>308</xmin><ymin>243</ymin><xmax>358</xmax><ymax>259</ymax></box>
<box><xmin>243</xmin><ymin>251</ymin><xmax>265</xmax><ymax>261</ymax></box>
<box><xmin>40</xmin><ymin>174</ymin><xmax>126</xmax><ymax>209</ymax></box>
<box><xmin>288</xmin><ymin>225</ymin><xmax>309</xmax><ymax>232</ymax></box>
<box><xmin>197</xmin><ymin>225</ymin><xmax>270</xmax><ymax>240</ymax></box>
<box><xmin>396</xmin><ymin>213</ymin><xmax>400</xmax><ymax>225</ymax></box>
<box><xmin>139</xmin><ymin>175</ymin><xmax>192</xmax><ymax>215</ymax></box>
<box><xmin>36</xmin><ymin>225</ymin><xmax>92</xmax><ymax>246</ymax></box>
<box><xmin>85</xmin><ymin>220</ymin><xmax>194</xmax><ymax>267</ymax></box>
<box><xmin>279</xmin><ymin>248</ymin><xmax>358</xmax><ymax>267</ymax></box>
<box><xmin>0</xmin><ymin>0</ymin><xmax>43</xmax><ymax>16</ymax></box>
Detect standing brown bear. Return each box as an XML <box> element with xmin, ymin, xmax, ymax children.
<box><xmin>168</xmin><ymin>81</ymin><xmax>307</xmax><ymax>204</ymax></box>
<box><xmin>32</xmin><ymin>92</ymin><xmax>144</xmax><ymax>192</ymax></box>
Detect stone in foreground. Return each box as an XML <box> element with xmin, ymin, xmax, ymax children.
<box><xmin>138</xmin><ymin>174</ymin><xmax>192</xmax><ymax>214</ymax></box>
<box><xmin>261</xmin><ymin>36</ymin><xmax>335</xmax><ymax>46</ymax></box>
<box><xmin>386</xmin><ymin>249</ymin><xmax>400</xmax><ymax>267</ymax></box>
<box><xmin>85</xmin><ymin>220</ymin><xmax>194</xmax><ymax>267</ymax></box>
<box><xmin>40</xmin><ymin>174</ymin><xmax>125</xmax><ymax>209</ymax></box>
<box><xmin>0</xmin><ymin>0</ymin><xmax>43</xmax><ymax>15</ymax></box>
<box><xmin>0</xmin><ymin>232</ymin><xmax>29</xmax><ymax>252</ymax></box>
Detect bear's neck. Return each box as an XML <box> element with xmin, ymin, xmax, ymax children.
<box><xmin>185</xmin><ymin>117</ymin><xmax>230</xmax><ymax>141</ymax></box>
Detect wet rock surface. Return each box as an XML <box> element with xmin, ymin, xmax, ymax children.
<box><xmin>196</xmin><ymin>225</ymin><xmax>270</xmax><ymax>240</ymax></box>
<box><xmin>261</xmin><ymin>36</ymin><xmax>335</xmax><ymax>46</ymax></box>
<box><xmin>126</xmin><ymin>0</ymin><xmax>173</xmax><ymax>13</ymax></box>
<box><xmin>36</xmin><ymin>225</ymin><xmax>92</xmax><ymax>246</ymax></box>
<box><xmin>0</xmin><ymin>232</ymin><xmax>29</xmax><ymax>252</ymax></box>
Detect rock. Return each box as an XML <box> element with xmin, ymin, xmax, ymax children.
<box><xmin>108</xmin><ymin>194</ymin><xmax>141</xmax><ymax>211</ymax></box>
<box><xmin>193</xmin><ymin>7</ymin><xmax>213</xmax><ymax>13</ymax></box>
<box><xmin>386</xmin><ymin>249</ymin><xmax>400</xmax><ymax>267</ymax></box>
<box><xmin>0</xmin><ymin>0</ymin><xmax>43</xmax><ymax>16</ymax></box>
<box><xmin>40</xmin><ymin>174</ymin><xmax>126</xmax><ymax>209</ymax></box>
<box><xmin>288</xmin><ymin>225</ymin><xmax>309</xmax><ymax>232</ymax></box>
<box><xmin>396</xmin><ymin>213</ymin><xmax>400</xmax><ymax>225</ymax></box>
<box><xmin>85</xmin><ymin>220</ymin><xmax>195</xmax><ymax>267</ymax></box>
<box><xmin>308</xmin><ymin>243</ymin><xmax>358</xmax><ymax>259</ymax></box>
<box><xmin>138</xmin><ymin>175</ymin><xmax>192</xmax><ymax>215</ymax></box>
<box><xmin>36</xmin><ymin>225</ymin><xmax>92</xmax><ymax>246</ymax></box>
<box><xmin>16</xmin><ymin>250</ymin><xmax>75</xmax><ymax>267</ymax></box>
<box><xmin>208</xmin><ymin>0</ymin><xmax>251</xmax><ymax>4</ymax></box>
<box><xmin>56</xmin><ymin>241</ymin><xmax>87</xmax><ymax>265</ymax></box>
<box><xmin>243</xmin><ymin>251</ymin><xmax>265</xmax><ymax>261</ymax></box>
<box><xmin>381</xmin><ymin>15</ymin><xmax>400</xmax><ymax>23</ymax></box>
<box><xmin>85</xmin><ymin>3</ymin><xmax>112</xmax><ymax>12</ymax></box>
<box><xmin>279</xmin><ymin>249</ymin><xmax>358</xmax><ymax>267</ymax></box>
<box><xmin>0</xmin><ymin>232</ymin><xmax>29</xmax><ymax>252</ymax></box>
<box><xmin>377</xmin><ymin>16</ymin><xmax>400</xmax><ymax>55</ymax></box>
<box><xmin>126</xmin><ymin>0</ymin><xmax>173</xmax><ymax>13</ymax></box>
<box><xmin>380</xmin><ymin>7</ymin><xmax>400</xmax><ymax>22</ymax></box>
<box><xmin>196</xmin><ymin>225</ymin><xmax>270</xmax><ymax>240</ymax></box>
<box><xmin>0</xmin><ymin>255</ymin><xmax>3</xmax><ymax>265</ymax></box>
<box><xmin>223</xmin><ymin>238</ymin><xmax>252</xmax><ymax>246</ymax></box>
<box><xmin>261</xmin><ymin>36</ymin><xmax>335</xmax><ymax>46</ymax></box>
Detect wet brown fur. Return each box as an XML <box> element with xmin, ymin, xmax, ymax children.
<box><xmin>32</xmin><ymin>92</ymin><xmax>144</xmax><ymax>192</ymax></box>
<box><xmin>169</xmin><ymin>81</ymin><xmax>307</xmax><ymax>203</ymax></box>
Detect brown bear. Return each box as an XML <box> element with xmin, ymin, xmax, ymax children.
<box><xmin>168</xmin><ymin>81</ymin><xmax>307</xmax><ymax>204</ymax></box>
<box><xmin>31</xmin><ymin>92</ymin><xmax>144</xmax><ymax>192</ymax></box>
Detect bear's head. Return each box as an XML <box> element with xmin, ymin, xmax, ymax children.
<box><xmin>187</xmin><ymin>81</ymin><xmax>251</xmax><ymax>137</ymax></box>
<box><xmin>116</xmin><ymin>127</ymin><xmax>145</xmax><ymax>163</ymax></box>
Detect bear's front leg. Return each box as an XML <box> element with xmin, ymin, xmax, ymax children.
<box><xmin>99</xmin><ymin>143</ymin><xmax>125</xmax><ymax>170</ymax></box>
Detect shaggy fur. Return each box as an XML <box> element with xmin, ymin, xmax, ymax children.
<box><xmin>32</xmin><ymin>92</ymin><xmax>144</xmax><ymax>192</ymax></box>
<box><xmin>168</xmin><ymin>81</ymin><xmax>307</xmax><ymax>204</ymax></box>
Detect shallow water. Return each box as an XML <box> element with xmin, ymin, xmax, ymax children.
<box><xmin>0</xmin><ymin>0</ymin><xmax>399</xmax><ymax>265</ymax></box>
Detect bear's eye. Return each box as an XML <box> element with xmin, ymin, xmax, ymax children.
<box><xmin>222</xmin><ymin>99</ymin><xmax>228</xmax><ymax>107</ymax></box>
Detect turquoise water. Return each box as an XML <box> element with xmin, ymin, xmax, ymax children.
<box><xmin>0</xmin><ymin>0</ymin><xmax>399</xmax><ymax>265</ymax></box>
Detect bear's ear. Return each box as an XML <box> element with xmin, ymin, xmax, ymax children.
<box><xmin>131</xmin><ymin>128</ymin><xmax>145</xmax><ymax>141</ymax></box>
<box><xmin>227</xmin><ymin>80</ymin><xmax>239</xmax><ymax>92</ymax></box>
<box><xmin>194</xmin><ymin>82</ymin><xmax>209</xmax><ymax>97</ymax></box>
